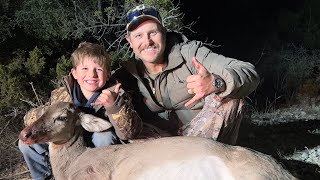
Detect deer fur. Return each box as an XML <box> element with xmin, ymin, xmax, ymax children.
<box><xmin>19</xmin><ymin>102</ymin><xmax>298</xmax><ymax>180</ymax></box>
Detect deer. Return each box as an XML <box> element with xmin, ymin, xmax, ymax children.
<box><xmin>19</xmin><ymin>101</ymin><xmax>298</xmax><ymax>180</ymax></box>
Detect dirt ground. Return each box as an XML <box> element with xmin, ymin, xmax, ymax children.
<box><xmin>0</xmin><ymin>105</ymin><xmax>319</xmax><ymax>180</ymax></box>
<box><xmin>237</xmin><ymin>113</ymin><xmax>320</xmax><ymax>179</ymax></box>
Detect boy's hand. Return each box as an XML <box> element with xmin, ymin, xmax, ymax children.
<box><xmin>185</xmin><ymin>57</ymin><xmax>214</xmax><ymax>107</ymax></box>
<box><xmin>91</xmin><ymin>83</ymin><xmax>122</xmax><ymax>107</ymax></box>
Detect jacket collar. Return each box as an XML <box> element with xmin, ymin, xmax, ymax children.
<box><xmin>62</xmin><ymin>74</ymin><xmax>74</xmax><ymax>95</ymax></box>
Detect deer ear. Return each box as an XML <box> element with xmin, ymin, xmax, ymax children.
<box><xmin>79</xmin><ymin>113</ymin><xmax>113</xmax><ymax>132</ymax></box>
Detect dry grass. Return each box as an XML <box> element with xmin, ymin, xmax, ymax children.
<box><xmin>0</xmin><ymin>115</ymin><xmax>31</xmax><ymax>180</ymax></box>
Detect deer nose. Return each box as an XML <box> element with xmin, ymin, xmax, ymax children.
<box><xmin>19</xmin><ymin>130</ymin><xmax>32</xmax><ymax>141</ymax></box>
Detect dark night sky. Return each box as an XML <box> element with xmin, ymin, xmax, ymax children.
<box><xmin>176</xmin><ymin>0</ymin><xmax>304</xmax><ymax>60</ymax></box>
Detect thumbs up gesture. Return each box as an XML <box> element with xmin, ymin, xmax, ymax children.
<box><xmin>91</xmin><ymin>83</ymin><xmax>122</xmax><ymax>108</ymax></box>
<box><xmin>184</xmin><ymin>57</ymin><xmax>215</xmax><ymax>107</ymax></box>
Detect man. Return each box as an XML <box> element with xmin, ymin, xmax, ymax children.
<box><xmin>113</xmin><ymin>4</ymin><xmax>260</xmax><ymax>145</ymax></box>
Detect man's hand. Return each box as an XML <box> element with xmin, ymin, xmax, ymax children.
<box><xmin>185</xmin><ymin>57</ymin><xmax>215</xmax><ymax>107</ymax></box>
<box><xmin>91</xmin><ymin>83</ymin><xmax>122</xmax><ymax>108</ymax></box>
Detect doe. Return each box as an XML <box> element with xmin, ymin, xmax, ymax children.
<box><xmin>19</xmin><ymin>102</ymin><xmax>298</xmax><ymax>180</ymax></box>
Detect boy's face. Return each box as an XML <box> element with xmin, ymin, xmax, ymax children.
<box><xmin>71</xmin><ymin>56</ymin><xmax>110</xmax><ymax>97</ymax></box>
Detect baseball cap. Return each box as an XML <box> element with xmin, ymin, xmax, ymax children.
<box><xmin>126</xmin><ymin>4</ymin><xmax>162</xmax><ymax>31</ymax></box>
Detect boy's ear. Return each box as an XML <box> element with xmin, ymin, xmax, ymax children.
<box><xmin>71</xmin><ymin>68</ymin><xmax>77</xmax><ymax>79</ymax></box>
<box><xmin>107</xmin><ymin>71</ymin><xmax>111</xmax><ymax>79</ymax></box>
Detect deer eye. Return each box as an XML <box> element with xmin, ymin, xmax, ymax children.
<box><xmin>58</xmin><ymin>116</ymin><xmax>67</xmax><ymax>121</ymax></box>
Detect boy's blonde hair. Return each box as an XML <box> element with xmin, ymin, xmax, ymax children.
<box><xmin>71</xmin><ymin>42</ymin><xmax>111</xmax><ymax>71</ymax></box>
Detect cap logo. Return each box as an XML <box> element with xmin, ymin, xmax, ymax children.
<box><xmin>126</xmin><ymin>4</ymin><xmax>162</xmax><ymax>31</ymax></box>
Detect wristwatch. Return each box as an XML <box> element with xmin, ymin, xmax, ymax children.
<box><xmin>212</xmin><ymin>75</ymin><xmax>224</xmax><ymax>93</ymax></box>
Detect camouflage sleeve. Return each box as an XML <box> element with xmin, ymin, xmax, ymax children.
<box><xmin>105</xmin><ymin>91</ymin><xmax>143</xmax><ymax>140</ymax></box>
<box><xmin>49</xmin><ymin>87</ymin><xmax>72</xmax><ymax>104</ymax></box>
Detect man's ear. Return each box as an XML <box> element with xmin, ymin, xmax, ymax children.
<box><xmin>125</xmin><ymin>35</ymin><xmax>132</xmax><ymax>48</ymax></box>
<box><xmin>71</xmin><ymin>68</ymin><xmax>77</xmax><ymax>79</ymax></box>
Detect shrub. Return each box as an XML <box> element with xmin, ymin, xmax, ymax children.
<box><xmin>0</xmin><ymin>52</ymin><xmax>30</xmax><ymax>112</ymax></box>
<box><xmin>25</xmin><ymin>46</ymin><xmax>46</xmax><ymax>76</ymax></box>
<box><xmin>56</xmin><ymin>55</ymin><xmax>72</xmax><ymax>79</ymax></box>
<box><xmin>270</xmin><ymin>45</ymin><xmax>319</xmax><ymax>105</ymax></box>
<box><xmin>0</xmin><ymin>47</ymin><xmax>56</xmax><ymax>114</ymax></box>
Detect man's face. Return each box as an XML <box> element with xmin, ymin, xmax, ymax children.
<box><xmin>71</xmin><ymin>56</ymin><xmax>110</xmax><ymax>98</ymax></box>
<box><xmin>126</xmin><ymin>20</ymin><xmax>166</xmax><ymax>65</ymax></box>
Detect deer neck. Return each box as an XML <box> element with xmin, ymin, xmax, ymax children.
<box><xmin>49</xmin><ymin>127</ymin><xmax>87</xmax><ymax>179</ymax></box>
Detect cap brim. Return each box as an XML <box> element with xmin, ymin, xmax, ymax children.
<box><xmin>126</xmin><ymin>15</ymin><xmax>162</xmax><ymax>31</ymax></box>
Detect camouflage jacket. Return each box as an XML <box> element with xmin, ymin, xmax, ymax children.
<box><xmin>24</xmin><ymin>75</ymin><xmax>143</xmax><ymax>140</ymax></box>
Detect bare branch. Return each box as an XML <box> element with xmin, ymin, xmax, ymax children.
<box><xmin>0</xmin><ymin>116</ymin><xmax>14</xmax><ymax>136</ymax></box>
<box><xmin>0</xmin><ymin>170</ymin><xmax>30</xmax><ymax>179</ymax></box>
<box><xmin>19</xmin><ymin>99</ymin><xmax>38</xmax><ymax>107</ymax></box>
<box><xmin>29</xmin><ymin>82</ymin><xmax>42</xmax><ymax>106</ymax></box>
<box><xmin>254</xmin><ymin>43</ymin><xmax>267</xmax><ymax>66</ymax></box>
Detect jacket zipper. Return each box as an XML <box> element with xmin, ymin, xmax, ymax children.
<box><xmin>147</xmin><ymin>75</ymin><xmax>163</xmax><ymax>106</ymax></box>
<box><xmin>154</xmin><ymin>75</ymin><xmax>163</xmax><ymax>106</ymax></box>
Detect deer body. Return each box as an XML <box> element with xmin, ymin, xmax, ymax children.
<box><xmin>19</xmin><ymin>102</ymin><xmax>298</xmax><ymax>180</ymax></box>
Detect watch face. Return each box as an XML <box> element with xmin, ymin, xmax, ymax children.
<box><xmin>214</xmin><ymin>78</ymin><xmax>224</xmax><ymax>89</ymax></box>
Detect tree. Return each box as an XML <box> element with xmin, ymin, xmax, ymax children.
<box><xmin>15</xmin><ymin>0</ymin><xmax>75</xmax><ymax>41</ymax></box>
<box><xmin>15</xmin><ymin>0</ymin><xmax>185</xmax><ymax>57</ymax></box>
<box><xmin>0</xmin><ymin>0</ymin><xmax>21</xmax><ymax>43</ymax></box>
<box><xmin>277</xmin><ymin>0</ymin><xmax>320</xmax><ymax>49</ymax></box>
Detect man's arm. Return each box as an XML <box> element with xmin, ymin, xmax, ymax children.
<box><xmin>182</xmin><ymin>40</ymin><xmax>260</xmax><ymax>99</ymax></box>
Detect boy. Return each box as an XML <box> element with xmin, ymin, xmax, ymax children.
<box><xmin>19</xmin><ymin>42</ymin><xmax>142</xmax><ymax>180</ymax></box>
